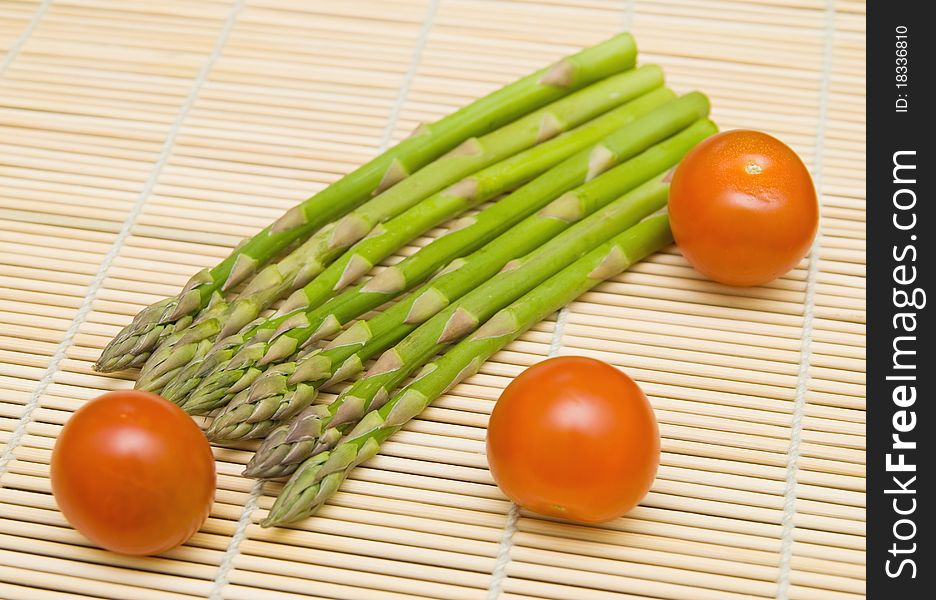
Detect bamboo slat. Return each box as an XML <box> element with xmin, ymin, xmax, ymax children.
<box><xmin>0</xmin><ymin>0</ymin><xmax>865</xmax><ymax>598</ymax></box>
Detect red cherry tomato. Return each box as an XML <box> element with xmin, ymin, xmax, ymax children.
<box><xmin>486</xmin><ymin>356</ymin><xmax>659</xmax><ymax>523</ymax></box>
<box><xmin>51</xmin><ymin>391</ymin><xmax>215</xmax><ymax>555</ymax></box>
<box><xmin>668</xmin><ymin>129</ymin><xmax>818</xmax><ymax>286</ymax></box>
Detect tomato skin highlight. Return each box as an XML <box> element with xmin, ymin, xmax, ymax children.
<box><xmin>486</xmin><ymin>356</ymin><xmax>659</xmax><ymax>523</ymax></box>
<box><xmin>669</xmin><ymin>129</ymin><xmax>818</xmax><ymax>286</ymax></box>
<box><xmin>51</xmin><ymin>391</ymin><xmax>216</xmax><ymax>555</ymax></box>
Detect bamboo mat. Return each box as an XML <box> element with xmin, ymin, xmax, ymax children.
<box><xmin>0</xmin><ymin>1</ymin><xmax>866</xmax><ymax>599</ymax></box>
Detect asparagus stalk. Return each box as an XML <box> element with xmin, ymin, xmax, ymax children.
<box><xmin>262</xmin><ymin>212</ymin><xmax>674</xmax><ymax>526</ymax></box>
<box><xmin>94</xmin><ymin>34</ymin><xmax>638</xmax><ymax>372</ymax></box>
<box><xmin>138</xmin><ymin>78</ymin><xmax>671</xmax><ymax>393</ymax></box>
<box><xmin>179</xmin><ymin>118</ymin><xmax>714</xmax><ymax>419</ymax></box>
<box><xmin>206</xmin><ymin>95</ymin><xmax>711</xmax><ymax>441</ymax></box>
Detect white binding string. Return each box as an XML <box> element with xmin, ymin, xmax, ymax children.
<box><xmin>621</xmin><ymin>0</ymin><xmax>636</xmax><ymax>33</ymax></box>
<box><xmin>377</xmin><ymin>0</ymin><xmax>439</xmax><ymax>152</ymax></box>
<box><xmin>0</xmin><ymin>0</ymin><xmax>53</xmax><ymax>77</ymax></box>
<box><xmin>486</xmin><ymin>503</ymin><xmax>521</xmax><ymax>600</ymax></box>
<box><xmin>775</xmin><ymin>2</ymin><xmax>834</xmax><ymax>598</ymax></box>
<box><xmin>209</xmin><ymin>480</ymin><xmax>262</xmax><ymax>600</ymax></box>
<box><xmin>208</xmin><ymin>1</ymin><xmax>438</xmax><ymax>597</ymax></box>
<box><xmin>0</xmin><ymin>0</ymin><xmax>246</xmax><ymax>480</ymax></box>
<box><xmin>548</xmin><ymin>307</ymin><xmax>571</xmax><ymax>357</ymax></box>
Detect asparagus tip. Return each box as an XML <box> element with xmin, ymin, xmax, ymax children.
<box><xmin>259</xmin><ymin>516</ymin><xmax>277</xmax><ymax>528</ymax></box>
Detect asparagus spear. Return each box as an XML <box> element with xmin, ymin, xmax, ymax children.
<box><xmin>94</xmin><ymin>34</ymin><xmax>638</xmax><ymax>372</ymax></box>
<box><xmin>206</xmin><ymin>96</ymin><xmax>711</xmax><ymax>441</ymax></box>
<box><xmin>179</xmin><ymin>118</ymin><xmax>714</xmax><ymax>419</ymax></box>
<box><xmin>138</xmin><ymin>78</ymin><xmax>671</xmax><ymax>393</ymax></box>
<box><xmin>262</xmin><ymin>212</ymin><xmax>674</xmax><ymax>526</ymax></box>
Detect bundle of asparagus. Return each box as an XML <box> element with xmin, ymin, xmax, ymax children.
<box><xmin>94</xmin><ymin>34</ymin><xmax>718</xmax><ymax>527</ymax></box>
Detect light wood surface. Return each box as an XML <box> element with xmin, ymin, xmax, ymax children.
<box><xmin>0</xmin><ymin>0</ymin><xmax>865</xmax><ymax>598</ymax></box>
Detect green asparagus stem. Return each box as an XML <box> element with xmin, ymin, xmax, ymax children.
<box><xmin>138</xmin><ymin>74</ymin><xmax>669</xmax><ymax>393</ymax></box>
<box><xmin>179</xmin><ymin>117</ymin><xmax>714</xmax><ymax>420</ymax></box>
<box><xmin>94</xmin><ymin>34</ymin><xmax>638</xmax><ymax>372</ymax></box>
<box><xmin>261</xmin><ymin>212</ymin><xmax>674</xmax><ymax>526</ymax></box>
<box><xmin>206</xmin><ymin>94</ymin><xmax>711</xmax><ymax>441</ymax></box>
